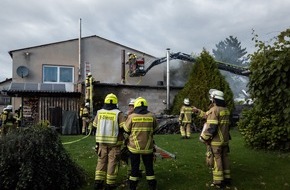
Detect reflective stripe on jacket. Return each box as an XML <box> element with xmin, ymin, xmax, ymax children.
<box><xmin>124</xmin><ymin>112</ymin><xmax>157</xmax><ymax>154</ymax></box>
<box><xmin>179</xmin><ymin>105</ymin><xmax>193</xmax><ymax>124</ymax></box>
<box><xmin>95</xmin><ymin>109</ymin><xmax>121</xmax><ymax>144</ymax></box>
<box><xmin>1</xmin><ymin>111</ymin><xmax>14</xmax><ymax>124</ymax></box>
<box><xmin>200</xmin><ymin>106</ymin><xmax>230</xmax><ymax>146</ymax></box>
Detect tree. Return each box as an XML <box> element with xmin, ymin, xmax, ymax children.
<box><xmin>238</xmin><ymin>28</ymin><xmax>290</xmax><ymax>150</ymax></box>
<box><xmin>212</xmin><ymin>36</ymin><xmax>249</xmax><ymax>98</ymax></box>
<box><xmin>171</xmin><ymin>49</ymin><xmax>234</xmax><ymax>127</ymax></box>
<box><xmin>213</xmin><ymin>36</ymin><xmax>248</xmax><ymax>66</ymax></box>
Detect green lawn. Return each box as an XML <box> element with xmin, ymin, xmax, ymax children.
<box><xmin>61</xmin><ymin>128</ymin><xmax>290</xmax><ymax>190</ymax></box>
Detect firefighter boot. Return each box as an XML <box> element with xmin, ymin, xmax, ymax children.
<box><xmin>147</xmin><ymin>179</ymin><xmax>157</xmax><ymax>190</ymax></box>
<box><xmin>94</xmin><ymin>180</ymin><xmax>104</xmax><ymax>190</ymax></box>
<box><xmin>128</xmin><ymin>180</ymin><xmax>138</xmax><ymax>190</ymax></box>
<box><xmin>224</xmin><ymin>178</ymin><xmax>232</xmax><ymax>189</ymax></box>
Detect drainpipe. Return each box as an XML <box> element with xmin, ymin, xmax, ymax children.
<box><xmin>121</xmin><ymin>50</ymin><xmax>125</xmax><ymax>84</ymax></box>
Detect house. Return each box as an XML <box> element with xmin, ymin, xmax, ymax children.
<box><xmin>6</xmin><ymin>35</ymin><xmax>172</xmax><ymax>132</ymax></box>
<box><xmin>9</xmin><ymin>35</ymin><xmax>163</xmax><ymax>88</ymax></box>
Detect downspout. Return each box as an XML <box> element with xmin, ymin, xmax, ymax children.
<box><xmin>121</xmin><ymin>49</ymin><xmax>125</xmax><ymax>84</ymax></box>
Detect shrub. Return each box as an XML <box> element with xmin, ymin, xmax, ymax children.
<box><xmin>238</xmin><ymin>28</ymin><xmax>290</xmax><ymax>150</ymax></box>
<box><xmin>238</xmin><ymin>106</ymin><xmax>289</xmax><ymax>150</ymax></box>
<box><xmin>0</xmin><ymin>125</ymin><xmax>87</xmax><ymax>190</ymax></box>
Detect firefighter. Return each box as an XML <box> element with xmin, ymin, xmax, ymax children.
<box><xmin>179</xmin><ymin>98</ymin><xmax>193</xmax><ymax>139</ymax></box>
<box><xmin>122</xmin><ymin>98</ymin><xmax>143</xmax><ymax>178</ymax></box>
<box><xmin>92</xmin><ymin>93</ymin><xmax>125</xmax><ymax>190</ymax></box>
<box><xmin>1</xmin><ymin>105</ymin><xmax>16</xmax><ymax>136</ymax></box>
<box><xmin>85</xmin><ymin>72</ymin><xmax>94</xmax><ymax>102</ymax></box>
<box><xmin>126</xmin><ymin>52</ymin><xmax>137</xmax><ymax>74</ymax></box>
<box><xmin>193</xmin><ymin>89</ymin><xmax>231</xmax><ymax>188</ymax></box>
<box><xmin>124</xmin><ymin>97</ymin><xmax>157</xmax><ymax>190</ymax></box>
<box><xmin>126</xmin><ymin>98</ymin><xmax>135</xmax><ymax>117</ymax></box>
<box><xmin>81</xmin><ymin>102</ymin><xmax>90</xmax><ymax>135</ymax></box>
<box><xmin>14</xmin><ymin>105</ymin><xmax>23</xmax><ymax>128</ymax></box>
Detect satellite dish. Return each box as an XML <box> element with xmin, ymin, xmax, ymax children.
<box><xmin>16</xmin><ymin>66</ymin><xmax>29</xmax><ymax>78</ymax></box>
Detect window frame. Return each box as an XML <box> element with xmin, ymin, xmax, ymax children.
<box><xmin>43</xmin><ymin>65</ymin><xmax>74</xmax><ymax>83</ymax></box>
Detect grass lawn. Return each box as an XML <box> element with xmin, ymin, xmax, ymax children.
<box><xmin>61</xmin><ymin>128</ymin><xmax>290</xmax><ymax>190</ymax></box>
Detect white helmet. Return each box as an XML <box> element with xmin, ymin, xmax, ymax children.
<box><xmin>87</xmin><ymin>72</ymin><xmax>92</xmax><ymax>76</ymax></box>
<box><xmin>85</xmin><ymin>102</ymin><xmax>89</xmax><ymax>107</ymax></box>
<box><xmin>128</xmin><ymin>98</ymin><xmax>135</xmax><ymax>106</ymax></box>
<box><xmin>5</xmin><ymin>105</ymin><xmax>13</xmax><ymax>110</ymax></box>
<box><xmin>210</xmin><ymin>89</ymin><xmax>224</xmax><ymax>100</ymax></box>
<box><xmin>183</xmin><ymin>98</ymin><xmax>190</xmax><ymax>105</ymax></box>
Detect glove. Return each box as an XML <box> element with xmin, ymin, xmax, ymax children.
<box><xmin>192</xmin><ymin>107</ymin><xmax>199</xmax><ymax>113</ymax></box>
<box><xmin>124</xmin><ymin>138</ymin><xmax>129</xmax><ymax>146</ymax></box>
<box><xmin>120</xmin><ymin>146</ymin><xmax>130</xmax><ymax>164</ymax></box>
<box><xmin>95</xmin><ymin>143</ymin><xmax>99</xmax><ymax>154</ymax></box>
<box><xmin>153</xmin><ymin>145</ymin><xmax>156</xmax><ymax>153</ymax></box>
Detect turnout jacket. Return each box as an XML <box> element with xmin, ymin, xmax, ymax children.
<box><xmin>93</xmin><ymin>108</ymin><xmax>125</xmax><ymax>146</ymax></box>
<box><xmin>179</xmin><ymin>105</ymin><xmax>193</xmax><ymax>124</ymax></box>
<box><xmin>199</xmin><ymin>105</ymin><xmax>230</xmax><ymax>146</ymax></box>
<box><xmin>124</xmin><ymin>110</ymin><xmax>157</xmax><ymax>154</ymax></box>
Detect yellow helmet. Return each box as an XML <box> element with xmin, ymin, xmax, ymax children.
<box><xmin>134</xmin><ymin>97</ymin><xmax>148</xmax><ymax>108</ymax></box>
<box><xmin>104</xmin><ymin>93</ymin><xmax>118</xmax><ymax>104</ymax></box>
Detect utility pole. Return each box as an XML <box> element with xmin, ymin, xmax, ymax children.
<box><xmin>78</xmin><ymin>18</ymin><xmax>82</xmax><ymax>82</ymax></box>
<box><xmin>166</xmin><ymin>48</ymin><xmax>170</xmax><ymax>110</ymax></box>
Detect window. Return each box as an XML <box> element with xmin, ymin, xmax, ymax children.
<box><xmin>0</xmin><ymin>97</ymin><xmax>10</xmax><ymax>105</ymax></box>
<box><xmin>43</xmin><ymin>66</ymin><xmax>73</xmax><ymax>83</ymax></box>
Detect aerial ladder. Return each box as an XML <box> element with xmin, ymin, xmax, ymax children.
<box><xmin>128</xmin><ymin>52</ymin><xmax>250</xmax><ymax>77</ymax></box>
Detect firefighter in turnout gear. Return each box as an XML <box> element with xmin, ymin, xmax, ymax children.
<box><xmin>0</xmin><ymin>105</ymin><xmax>16</xmax><ymax>136</ymax></box>
<box><xmin>179</xmin><ymin>98</ymin><xmax>193</xmax><ymax>139</ymax></box>
<box><xmin>124</xmin><ymin>97</ymin><xmax>157</xmax><ymax>190</ymax></box>
<box><xmin>85</xmin><ymin>72</ymin><xmax>94</xmax><ymax>102</ymax></box>
<box><xmin>126</xmin><ymin>98</ymin><xmax>135</xmax><ymax>118</ymax></box>
<box><xmin>126</xmin><ymin>52</ymin><xmax>137</xmax><ymax>74</ymax></box>
<box><xmin>81</xmin><ymin>102</ymin><xmax>90</xmax><ymax>135</ymax></box>
<box><xmin>193</xmin><ymin>89</ymin><xmax>231</xmax><ymax>188</ymax></box>
<box><xmin>14</xmin><ymin>105</ymin><xmax>23</xmax><ymax>128</ymax></box>
<box><xmin>93</xmin><ymin>93</ymin><xmax>125</xmax><ymax>190</ymax></box>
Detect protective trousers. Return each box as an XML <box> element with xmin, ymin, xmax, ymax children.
<box><xmin>129</xmin><ymin>152</ymin><xmax>156</xmax><ymax>190</ymax></box>
<box><xmin>211</xmin><ymin>145</ymin><xmax>231</xmax><ymax>185</ymax></box>
<box><xmin>1</xmin><ymin>123</ymin><xmax>15</xmax><ymax>136</ymax></box>
<box><xmin>95</xmin><ymin>144</ymin><xmax>121</xmax><ymax>186</ymax></box>
<box><xmin>180</xmin><ymin>123</ymin><xmax>191</xmax><ymax>138</ymax></box>
<box><xmin>82</xmin><ymin>118</ymin><xmax>88</xmax><ymax>134</ymax></box>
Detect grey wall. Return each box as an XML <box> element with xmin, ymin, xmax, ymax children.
<box><xmin>93</xmin><ymin>83</ymin><xmax>182</xmax><ymax>115</ymax></box>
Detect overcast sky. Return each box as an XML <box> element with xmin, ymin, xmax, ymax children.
<box><xmin>0</xmin><ymin>0</ymin><xmax>289</xmax><ymax>81</ymax></box>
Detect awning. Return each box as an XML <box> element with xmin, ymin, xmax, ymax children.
<box><xmin>6</xmin><ymin>82</ymin><xmax>81</xmax><ymax>97</ymax></box>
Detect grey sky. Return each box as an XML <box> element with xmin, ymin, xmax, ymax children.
<box><xmin>1</xmin><ymin>0</ymin><xmax>289</xmax><ymax>80</ymax></box>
